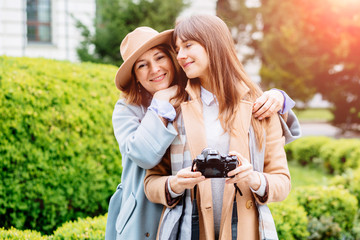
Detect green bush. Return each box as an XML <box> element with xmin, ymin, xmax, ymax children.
<box><xmin>319</xmin><ymin>139</ymin><xmax>360</xmax><ymax>174</ymax></box>
<box><xmin>0</xmin><ymin>56</ymin><xmax>121</xmax><ymax>234</ymax></box>
<box><xmin>307</xmin><ymin>216</ymin><xmax>341</xmax><ymax>240</ymax></box>
<box><xmin>330</xmin><ymin>167</ymin><xmax>360</xmax><ymax>208</ymax></box>
<box><xmin>52</xmin><ymin>214</ymin><xmax>106</xmax><ymax>240</ymax></box>
<box><xmin>287</xmin><ymin>136</ymin><xmax>332</xmax><ymax>166</ymax></box>
<box><xmin>269</xmin><ymin>198</ymin><xmax>309</xmax><ymax>240</ymax></box>
<box><xmin>0</xmin><ymin>227</ymin><xmax>50</xmax><ymax>240</ymax></box>
<box><xmin>293</xmin><ymin>186</ymin><xmax>358</xmax><ymax>238</ymax></box>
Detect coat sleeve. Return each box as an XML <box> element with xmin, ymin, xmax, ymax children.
<box><xmin>279</xmin><ymin>109</ymin><xmax>302</xmax><ymax>144</ymax></box>
<box><xmin>144</xmin><ymin>151</ymin><xmax>182</xmax><ymax>208</ymax></box>
<box><xmin>254</xmin><ymin>115</ymin><xmax>291</xmax><ymax>205</ymax></box>
<box><xmin>112</xmin><ymin>99</ymin><xmax>178</xmax><ymax>169</ymax></box>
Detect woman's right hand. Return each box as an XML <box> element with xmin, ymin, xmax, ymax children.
<box><xmin>169</xmin><ymin>167</ymin><xmax>205</xmax><ymax>194</ymax></box>
<box><xmin>153</xmin><ymin>85</ymin><xmax>179</xmax><ymax>106</ymax></box>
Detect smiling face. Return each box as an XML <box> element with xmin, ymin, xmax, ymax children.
<box><xmin>134</xmin><ymin>47</ymin><xmax>175</xmax><ymax>95</ymax></box>
<box><xmin>175</xmin><ymin>38</ymin><xmax>210</xmax><ymax>84</ymax></box>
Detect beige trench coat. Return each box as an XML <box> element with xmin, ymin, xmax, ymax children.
<box><xmin>144</xmin><ymin>81</ymin><xmax>291</xmax><ymax>240</ymax></box>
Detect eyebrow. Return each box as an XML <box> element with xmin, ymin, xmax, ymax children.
<box><xmin>135</xmin><ymin>50</ymin><xmax>163</xmax><ymax>64</ymax></box>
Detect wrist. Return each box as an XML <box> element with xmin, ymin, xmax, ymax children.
<box><xmin>169</xmin><ymin>176</ymin><xmax>183</xmax><ymax>194</ymax></box>
<box><xmin>249</xmin><ymin>172</ymin><xmax>261</xmax><ymax>190</ymax></box>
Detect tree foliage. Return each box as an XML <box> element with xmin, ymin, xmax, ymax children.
<box><xmin>75</xmin><ymin>0</ymin><xmax>187</xmax><ymax>67</ymax></box>
<box><xmin>217</xmin><ymin>0</ymin><xmax>360</xmax><ymax>126</ymax></box>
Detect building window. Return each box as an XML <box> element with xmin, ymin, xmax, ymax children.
<box><xmin>27</xmin><ymin>0</ymin><xmax>51</xmax><ymax>43</ymax></box>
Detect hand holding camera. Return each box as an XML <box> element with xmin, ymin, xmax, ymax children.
<box><xmin>191</xmin><ymin>148</ymin><xmax>240</xmax><ymax>178</ymax></box>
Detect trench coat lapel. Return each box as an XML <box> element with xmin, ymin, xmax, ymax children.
<box><xmin>180</xmin><ymin>80</ymin><xmax>253</xmax><ymax>239</ymax></box>
<box><xmin>220</xmin><ymin>99</ymin><xmax>253</xmax><ymax>238</ymax></box>
<box><xmin>181</xmin><ymin>81</ymin><xmax>215</xmax><ymax>239</ymax></box>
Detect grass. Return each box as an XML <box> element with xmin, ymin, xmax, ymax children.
<box><xmin>293</xmin><ymin>108</ymin><xmax>334</xmax><ymax>122</ymax></box>
<box><xmin>288</xmin><ymin>161</ymin><xmax>332</xmax><ymax>189</ymax></box>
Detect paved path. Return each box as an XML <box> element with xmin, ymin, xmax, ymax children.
<box><xmin>300</xmin><ymin>121</ymin><xmax>360</xmax><ymax>139</ymax></box>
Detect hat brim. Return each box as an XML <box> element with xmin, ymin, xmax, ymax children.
<box><xmin>115</xmin><ymin>29</ymin><xmax>174</xmax><ymax>91</ymax></box>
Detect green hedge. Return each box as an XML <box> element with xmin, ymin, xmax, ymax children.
<box><xmin>286</xmin><ymin>137</ymin><xmax>360</xmax><ymax>175</ymax></box>
<box><xmin>0</xmin><ymin>56</ymin><xmax>121</xmax><ymax>234</ymax></box>
<box><xmin>269</xmin><ymin>198</ymin><xmax>309</xmax><ymax>240</ymax></box>
<box><xmin>52</xmin><ymin>214</ymin><xmax>106</xmax><ymax>240</ymax></box>
<box><xmin>319</xmin><ymin>139</ymin><xmax>360</xmax><ymax>174</ymax></box>
<box><xmin>293</xmin><ymin>186</ymin><xmax>358</xmax><ymax>239</ymax></box>
<box><xmin>330</xmin><ymin>167</ymin><xmax>360</xmax><ymax>208</ymax></box>
<box><xmin>285</xmin><ymin>136</ymin><xmax>333</xmax><ymax>166</ymax></box>
<box><xmin>0</xmin><ymin>227</ymin><xmax>49</xmax><ymax>240</ymax></box>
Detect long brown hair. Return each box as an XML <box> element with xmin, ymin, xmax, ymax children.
<box><xmin>121</xmin><ymin>44</ymin><xmax>188</xmax><ymax>115</ymax></box>
<box><xmin>174</xmin><ymin>15</ymin><xmax>268</xmax><ymax>149</ymax></box>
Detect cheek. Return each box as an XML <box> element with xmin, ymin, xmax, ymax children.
<box><xmin>135</xmin><ymin>70</ymin><xmax>146</xmax><ymax>83</ymax></box>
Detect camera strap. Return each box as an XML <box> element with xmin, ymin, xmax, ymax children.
<box><xmin>191</xmin><ymin>185</ymin><xmax>199</xmax><ymax>239</ymax></box>
<box><xmin>231</xmin><ymin>184</ymin><xmax>243</xmax><ymax>239</ymax></box>
<box><xmin>234</xmin><ymin>183</ymin><xmax>243</xmax><ymax>196</ymax></box>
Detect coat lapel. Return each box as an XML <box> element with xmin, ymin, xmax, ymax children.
<box><xmin>220</xmin><ymin>99</ymin><xmax>253</xmax><ymax>238</ymax></box>
<box><xmin>181</xmin><ymin>81</ymin><xmax>215</xmax><ymax>239</ymax></box>
<box><xmin>180</xmin><ymin>80</ymin><xmax>254</xmax><ymax>240</ymax></box>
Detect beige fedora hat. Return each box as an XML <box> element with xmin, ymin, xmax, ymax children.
<box><xmin>115</xmin><ymin>27</ymin><xmax>174</xmax><ymax>91</ymax></box>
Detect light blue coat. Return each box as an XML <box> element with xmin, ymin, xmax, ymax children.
<box><xmin>110</xmin><ymin>99</ymin><xmax>178</xmax><ymax>240</ymax></box>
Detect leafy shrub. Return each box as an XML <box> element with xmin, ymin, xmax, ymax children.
<box><xmin>307</xmin><ymin>216</ymin><xmax>341</xmax><ymax>240</ymax></box>
<box><xmin>0</xmin><ymin>56</ymin><xmax>121</xmax><ymax>234</ymax></box>
<box><xmin>269</xmin><ymin>198</ymin><xmax>309</xmax><ymax>240</ymax></box>
<box><xmin>0</xmin><ymin>227</ymin><xmax>50</xmax><ymax>240</ymax></box>
<box><xmin>52</xmin><ymin>214</ymin><xmax>106</xmax><ymax>240</ymax></box>
<box><xmin>351</xmin><ymin>210</ymin><xmax>360</xmax><ymax>240</ymax></box>
<box><xmin>319</xmin><ymin>139</ymin><xmax>360</xmax><ymax>174</ymax></box>
<box><xmin>330</xmin><ymin>167</ymin><xmax>360</xmax><ymax>208</ymax></box>
<box><xmin>293</xmin><ymin>186</ymin><xmax>358</xmax><ymax>238</ymax></box>
<box><xmin>288</xmin><ymin>136</ymin><xmax>332</xmax><ymax>166</ymax></box>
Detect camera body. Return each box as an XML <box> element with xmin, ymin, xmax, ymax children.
<box><xmin>192</xmin><ymin>148</ymin><xmax>239</xmax><ymax>178</ymax></box>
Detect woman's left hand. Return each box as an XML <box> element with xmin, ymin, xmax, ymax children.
<box><xmin>253</xmin><ymin>90</ymin><xmax>284</xmax><ymax>120</ymax></box>
<box><xmin>226</xmin><ymin>151</ymin><xmax>261</xmax><ymax>190</ymax></box>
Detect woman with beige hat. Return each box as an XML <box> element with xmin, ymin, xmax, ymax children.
<box><xmin>106</xmin><ymin>25</ymin><xmax>298</xmax><ymax>240</ymax></box>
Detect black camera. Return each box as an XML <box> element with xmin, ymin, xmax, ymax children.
<box><xmin>191</xmin><ymin>148</ymin><xmax>239</xmax><ymax>178</ymax></box>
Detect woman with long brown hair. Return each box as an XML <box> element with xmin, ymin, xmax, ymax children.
<box><xmin>144</xmin><ymin>15</ymin><xmax>295</xmax><ymax>240</ymax></box>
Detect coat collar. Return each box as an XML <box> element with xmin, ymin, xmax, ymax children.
<box><xmin>182</xmin><ymin>79</ymin><xmax>252</xmax><ymax>159</ymax></box>
<box><xmin>184</xmin><ymin>79</ymin><xmax>251</xmax><ymax>103</ymax></box>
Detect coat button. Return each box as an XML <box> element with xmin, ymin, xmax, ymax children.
<box><xmin>246</xmin><ymin>200</ymin><xmax>253</xmax><ymax>209</ymax></box>
<box><xmin>145</xmin><ymin>232</ymin><xmax>150</xmax><ymax>237</ymax></box>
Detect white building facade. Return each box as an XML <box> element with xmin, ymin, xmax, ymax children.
<box><xmin>0</xmin><ymin>0</ymin><xmax>95</xmax><ymax>62</ymax></box>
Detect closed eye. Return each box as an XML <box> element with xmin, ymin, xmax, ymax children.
<box><xmin>137</xmin><ymin>63</ymin><xmax>146</xmax><ymax>69</ymax></box>
<box><xmin>156</xmin><ymin>55</ymin><xmax>165</xmax><ymax>61</ymax></box>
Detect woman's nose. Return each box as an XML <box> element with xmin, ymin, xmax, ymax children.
<box><xmin>150</xmin><ymin>63</ymin><xmax>160</xmax><ymax>74</ymax></box>
<box><xmin>177</xmin><ymin>48</ymin><xmax>186</xmax><ymax>60</ymax></box>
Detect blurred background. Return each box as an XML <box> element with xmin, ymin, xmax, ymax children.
<box><xmin>1</xmin><ymin>0</ymin><xmax>359</xmax><ymax>138</ymax></box>
<box><xmin>1</xmin><ymin>0</ymin><xmax>360</xmax><ymax>239</ymax></box>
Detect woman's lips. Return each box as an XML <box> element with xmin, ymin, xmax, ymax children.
<box><xmin>151</xmin><ymin>73</ymin><xmax>166</xmax><ymax>82</ymax></box>
<box><xmin>182</xmin><ymin>61</ymin><xmax>193</xmax><ymax>69</ymax></box>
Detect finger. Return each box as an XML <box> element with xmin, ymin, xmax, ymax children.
<box><xmin>253</xmin><ymin>94</ymin><xmax>269</xmax><ymax>113</ymax></box>
<box><xmin>227</xmin><ymin>163</ymin><xmax>252</xmax><ymax>177</ymax></box>
<box><xmin>254</xmin><ymin>101</ymin><xmax>273</xmax><ymax>119</ymax></box>
<box><xmin>178</xmin><ymin>167</ymin><xmax>203</xmax><ymax>178</ymax></box>
<box><xmin>229</xmin><ymin>151</ymin><xmax>249</xmax><ymax>165</ymax></box>
<box><xmin>226</xmin><ymin>172</ymin><xmax>251</xmax><ymax>184</ymax></box>
<box><xmin>256</xmin><ymin>103</ymin><xmax>278</xmax><ymax>119</ymax></box>
<box><xmin>226</xmin><ymin>165</ymin><xmax>253</xmax><ymax>184</ymax></box>
<box><xmin>177</xmin><ymin>175</ymin><xmax>205</xmax><ymax>187</ymax></box>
